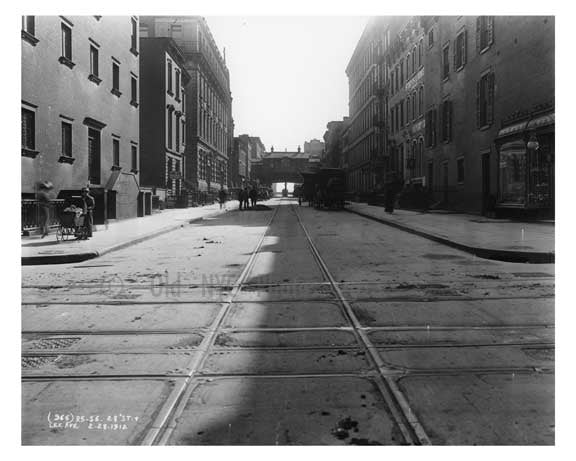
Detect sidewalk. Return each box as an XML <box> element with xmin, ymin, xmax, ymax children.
<box><xmin>22</xmin><ymin>202</ymin><xmax>239</xmax><ymax>265</ymax></box>
<box><xmin>347</xmin><ymin>202</ymin><xmax>554</xmax><ymax>264</ymax></box>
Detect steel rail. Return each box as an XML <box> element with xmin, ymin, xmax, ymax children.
<box><xmin>139</xmin><ymin>206</ymin><xmax>279</xmax><ymax>446</ymax></box>
<box><xmin>292</xmin><ymin>205</ymin><xmax>432</xmax><ymax>446</ymax></box>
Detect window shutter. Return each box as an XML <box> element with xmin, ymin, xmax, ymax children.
<box><xmin>425</xmin><ymin>111</ymin><xmax>430</xmax><ymax>147</ymax></box>
<box><xmin>463</xmin><ymin>30</ymin><xmax>468</xmax><ymax>65</ymax></box>
<box><xmin>476</xmin><ymin>17</ymin><xmax>481</xmax><ymax>54</ymax></box>
<box><xmin>448</xmin><ymin>101</ymin><xmax>453</xmax><ymax>142</ymax></box>
<box><xmin>432</xmin><ymin>109</ymin><xmax>437</xmax><ymax>147</ymax></box>
<box><xmin>487</xmin><ymin>16</ymin><xmax>494</xmax><ymax>46</ymax></box>
<box><xmin>476</xmin><ymin>80</ymin><xmax>481</xmax><ymax>128</ymax></box>
<box><xmin>487</xmin><ymin>72</ymin><xmax>495</xmax><ymax>126</ymax></box>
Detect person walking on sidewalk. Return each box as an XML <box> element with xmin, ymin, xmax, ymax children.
<box><xmin>238</xmin><ymin>188</ymin><xmax>244</xmax><ymax>210</ymax></box>
<box><xmin>384</xmin><ymin>173</ymin><xmax>402</xmax><ymax>214</ymax></box>
<box><xmin>218</xmin><ymin>187</ymin><xmax>227</xmax><ymax>210</ymax></box>
<box><xmin>81</xmin><ymin>187</ymin><xmax>95</xmax><ymax>239</ymax></box>
<box><xmin>37</xmin><ymin>181</ymin><xmax>53</xmax><ymax>238</ymax></box>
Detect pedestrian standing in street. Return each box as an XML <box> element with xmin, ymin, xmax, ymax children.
<box><xmin>243</xmin><ymin>187</ymin><xmax>250</xmax><ymax>210</ymax></box>
<box><xmin>238</xmin><ymin>188</ymin><xmax>244</xmax><ymax>210</ymax></box>
<box><xmin>249</xmin><ymin>187</ymin><xmax>258</xmax><ymax>208</ymax></box>
<box><xmin>219</xmin><ymin>187</ymin><xmax>227</xmax><ymax>210</ymax></box>
<box><xmin>37</xmin><ymin>181</ymin><xmax>53</xmax><ymax>238</ymax></box>
<box><xmin>81</xmin><ymin>187</ymin><xmax>95</xmax><ymax>239</ymax></box>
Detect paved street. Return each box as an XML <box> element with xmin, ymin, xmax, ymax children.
<box><xmin>21</xmin><ymin>198</ymin><xmax>554</xmax><ymax>445</ymax></box>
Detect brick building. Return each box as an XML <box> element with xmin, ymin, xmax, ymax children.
<box><xmin>421</xmin><ymin>16</ymin><xmax>554</xmax><ymax>216</ymax></box>
<box><xmin>343</xmin><ymin>17</ymin><xmax>389</xmax><ymax>197</ymax></box>
<box><xmin>140</xmin><ymin>16</ymin><xmax>233</xmax><ymax>201</ymax></box>
<box><xmin>21</xmin><ymin>15</ymin><xmax>141</xmax><ymax>228</ymax></box>
<box><xmin>233</xmin><ymin>135</ymin><xmax>251</xmax><ymax>186</ymax></box>
<box><xmin>387</xmin><ymin>17</ymin><xmax>426</xmax><ymax>189</ymax></box>
<box><xmin>303</xmin><ymin>139</ymin><xmax>325</xmax><ymax>156</ymax></box>
<box><xmin>139</xmin><ymin>37</ymin><xmax>190</xmax><ymax>209</ymax></box>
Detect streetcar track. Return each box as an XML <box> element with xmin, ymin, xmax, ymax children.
<box><xmin>20</xmin><ymin>294</ymin><xmax>555</xmax><ymax>306</ymax></box>
<box><xmin>292</xmin><ymin>205</ymin><xmax>432</xmax><ymax>445</ymax></box>
<box><xmin>139</xmin><ymin>206</ymin><xmax>280</xmax><ymax>445</ymax></box>
<box><xmin>21</xmin><ymin>341</ymin><xmax>555</xmax><ymax>355</ymax></box>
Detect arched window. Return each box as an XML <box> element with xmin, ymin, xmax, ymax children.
<box><xmin>412</xmin><ymin>47</ymin><xmax>417</xmax><ymax>74</ymax></box>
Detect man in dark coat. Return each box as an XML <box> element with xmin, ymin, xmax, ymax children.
<box><xmin>249</xmin><ymin>187</ymin><xmax>258</xmax><ymax>208</ymax></box>
<box><xmin>81</xmin><ymin>187</ymin><xmax>95</xmax><ymax>239</ymax></box>
<box><xmin>243</xmin><ymin>187</ymin><xmax>250</xmax><ymax>210</ymax></box>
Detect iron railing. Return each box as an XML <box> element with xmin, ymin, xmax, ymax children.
<box><xmin>21</xmin><ymin>199</ymin><xmax>66</xmax><ymax>231</ymax></box>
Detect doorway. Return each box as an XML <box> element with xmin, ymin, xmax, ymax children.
<box><xmin>482</xmin><ymin>152</ymin><xmax>491</xmax><ymax>214</ymax></box>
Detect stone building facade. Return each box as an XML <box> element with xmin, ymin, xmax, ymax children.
<box><xmin>139</xmin><ymin>37</ymin><xmax>190</xmax><ymax>209</ymax></box>
<box><xmin>140</xmin><ymin>16</ymin><xmax>233</xmax><ymax>200</ymax></box>
<box><xmin>421</xmin><ymin>16</ymin><xmax>554</xmax><ymax>216</ymax></box>
<box><xmin>21</xmin><ymin>15</ymin><xmax>141</xmax><ymax>226</ymax></box>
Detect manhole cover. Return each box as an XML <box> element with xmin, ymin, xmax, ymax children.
<box><xmin>27</xmin><ymin>337</ymin><xmax>81</xmax><ymax>350</ymax></box>
<box><xmin>22</xmin><ymin>356</ymin><xmax>60</xmax><ymax>369</ymax></box>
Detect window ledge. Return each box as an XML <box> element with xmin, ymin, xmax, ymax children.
<box><xmin>88</xmin><ymin>74</ymin><xmax>102</xmax><ymax>85</ymax></box>
<box><xmin>479</xmin><ymin>45</ymin><xmax>491</xmax><ymax>55</ymax></box>
<box><xmin>456</xmin><ymin>65</ymin><xmax>465</xmax><ymax>73</ymax></box>
<box><xmin>130</xmin><ymin>100</ymin><xmax>139</xmax><ymax>108</ymax></box>
<box><xmin>130</xmin><ymin>47</ymin><xmax>139</xmax><ymax>57</ymax></box>
<box><xmin>111</xmin><ymin>165</ymin><xmax>122</xmax><ymax>171</ymax></box>
<box><xmin>58</xmin><ymin>155</ymin><xmax>76</xmax><ymax>164</ymax></box>
<box><xmin>21</xmin><ymin>30</ymin><xmax>39</xmax><ymax>46</ymax></box>
<box><xmin>111</xmin><ymin>88</ymin><xmax>122</xmax><ymax>97</ymax></box>
<box><xmin>59</xmin><ymin>56</ymin><xmax>76</xmax><ymax>69</ymax></box>
<box><xmin>479</xmin><ymin>124</ymin><xmax>492</xmax><ymax>131</ymax></box>
<box><xmin>22</xmin><ymin>148</ymin><xmax>39</xmax><ymax>159</ymax></box>
<box><xmin>130</xmin><ymin>168</ymin><xmax>139</xmax><ymax>174</ymax></box>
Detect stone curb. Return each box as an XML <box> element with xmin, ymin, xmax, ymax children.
<box><xmin>347</xmin><ymin>208</ymin><xmax>554</xmax><ymax>264</ymax></box>
<box><xmin>21</xmin><ymin>210</ymin><xmax>224</xmax><ymax>266</ymax></box>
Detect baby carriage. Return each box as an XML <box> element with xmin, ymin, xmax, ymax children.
<box><xmin>56</xmin><ymin>206</ymin><xmax>87</xmax><ymax>241</ymax></box>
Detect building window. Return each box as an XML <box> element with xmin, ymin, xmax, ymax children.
<box><xmin>406</xmin><ymin>53</ymin><xmax>411</xmax><ymax>77</ymax></box>
<box><xmin>22</xmin><ymin>16</ymin><xmax>38</xmax><ymax>45</ymax></box>
<box><xmin>442</xmin><ymin>43</ymin><xmax>450</xmax><ymax>79</ymax></box>
<box><xmin>418</xmin><ymin>86</ymin><xmax>424</xmax><ymax>116</ymax></box>
<box><xmin>406</xmin><ymin>96</ymin><xmax>411</xmax><ymax>122</ymax></box>
<box><xmin>167</xmin><ymin>110</ymin><xmax>173</xmax><ymax>149</ymax></box>
<box><xmin>476</xmin><ymin>72</ymin><xmax>495</xmax><ymax>128</ymax></box>
<box><xmin>112</xmin><ymin>61</ymin><xmax>121</xmax><ymax>96</ymax></box>
<box><xmin>59</xmin><ymin>23</ymin><xmax>74</xmax><ymax>67</ymax></box>
<box><xmin>175</xmin><ymin>69</ymin><xmax>180</xmax><ymax>100</ymax></box>
<box><xmin>412</xmin><ymin>47</ymin><xmax>416</xmax><ymax>75</ymax></box>
<box><xmin>112</xmin><ymin>138</ymin><xmax>120</xmax><ymax>167</ymax></box>
<box><xmin>457</xmin><ymin>157</ymin><xmax>464</xmax><ymax>183</ymax></box>
<box><xmin>412</xmin><ymin>93</ymin><xmax>417</xmax><ymax>121</ymax></box>
<box><xmin>88</xmin><ymin>128</ymin><xmax>101</xmax><ymax>184</ymax></box>
<box><xmin>418</xmin><ymin>39</ymin><xmax>423</xmax><ymax>68</ymax></box>
<box><xmin>455</xmin><ymin>30</ymin><xmax>467</xmax><ymax>70</ymax></box>
<box><xmin>400</xmin><ymin>60</ymin><xmax>404</xmax><ymax>85</ymax></box>
<box><xmin>400</xmin><ymin>100</ymin><xmax>404</xmax><ymax>127</ymax></box>
<box><xmin>130</xmin><ymin>17</ymin><xmax>138</xmax><ymax>55</ymax></box>
<box><xmin>89</xmin><ymin>45</ymin><xmax>101</xmax><ymax>84</ymax></box>
<box><xmin>131</xmin><ymin>145</ymin><xmax>138</xmax><ymax>172</ymax></box>
<box><xmin>62</xmin><ymin>122</ymin><xmax>72</xmax><ymax>157</ymax></box>
<box><xmin>181</xmin><ymin>119</ymin><xmax>186</xmax><ymax>145</ymax></box>
<box><xmin>175</xmin><ymin>114</ymin><xmax>180</xmax><ymax>151</ymax></box>
<box><xmin>182</xmin><ymin>91</ymin><xmax>186</xmax><ymax>115</ymax></box>
<box><xmin>426</xmin><ymin>108</ymin><xmax>437</xmax><ymax>147</ymax></box>
<box><xmin>441</xmin><ymin>100</ymin><xmax>453</xmax><ymax>142</ymax></box>
<box><xmin>167</xmin><ymin>61</ymin><xmax>173</xmax><ymax>95</ymax></box>
<box><xmin>22</xmin><ymin>16</ymin><xmax>35</xmax><ymax>35</ymax></box>
<box><xmin>477</xmin><ymin>16</ymin><xmax>494</xmax><ymax>53</ymax></box>
<box><xmin>130</xmin><ymin>75</ymin><xmax>138</xmax><ymax>106</ymax></box>
<box><xmin>428</xmin><ymin>28</ymin><xmax>434</xmax><ymax>48</ymax></box>
<box><xmin>22</xmin><ymin>108</ymin><xmax>35</xmax><ymax>151</ymax></box>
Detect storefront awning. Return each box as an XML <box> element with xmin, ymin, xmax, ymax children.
<box><xmin>496</xmin><ymin>120</ymin><xmax>529</xmax><ymax>140</ymax></box>
<box><xmin>526</xmin><ymin>112</ymin><xmax>555</xmax><ymax>131</ymax></box>
<box><xmin>499</xmin><ymin>139</ymin><xmax>526</xmax><ymax>154</ymax></box>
